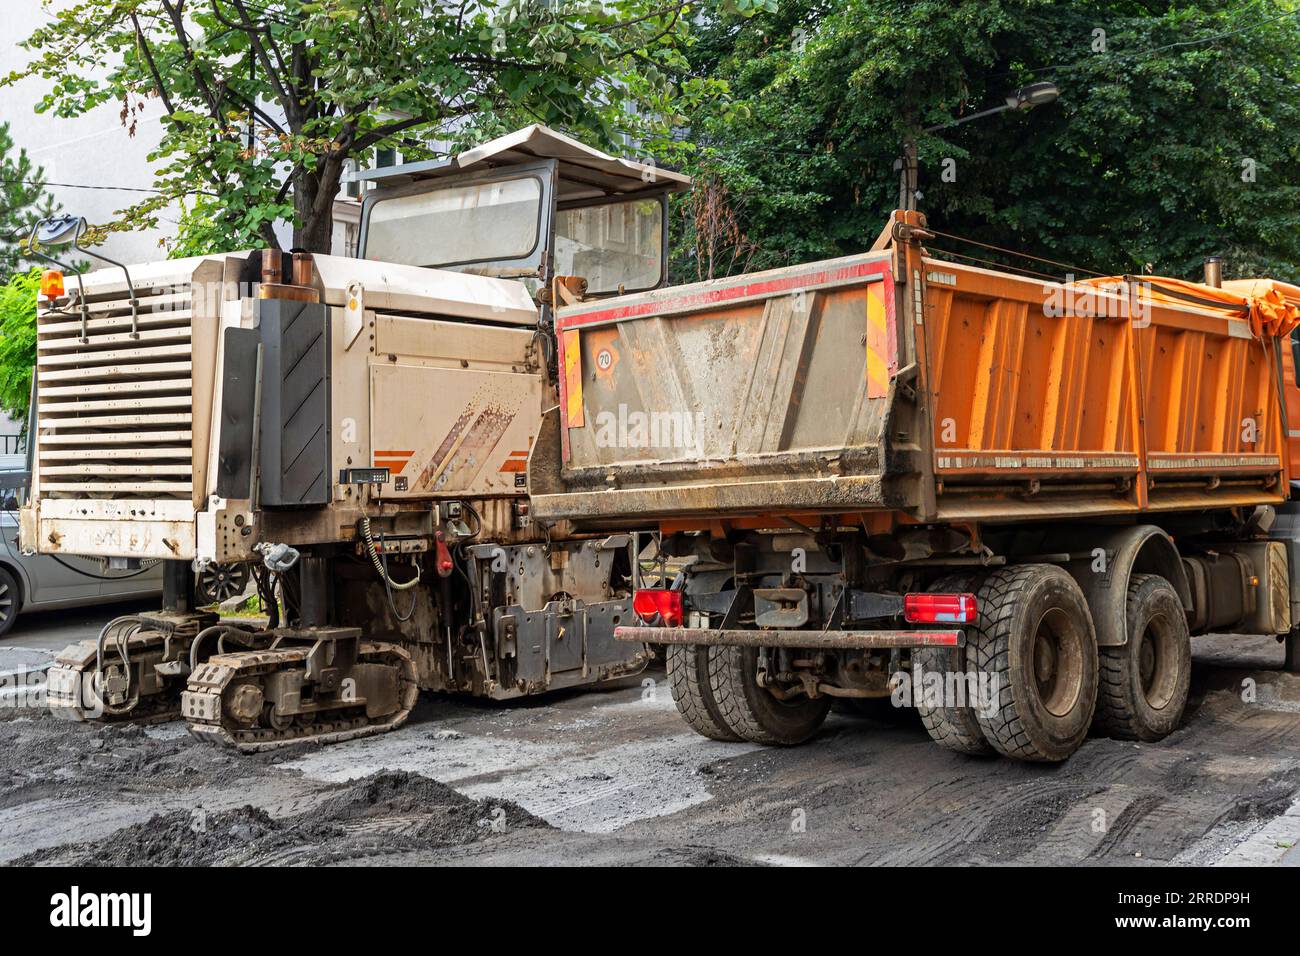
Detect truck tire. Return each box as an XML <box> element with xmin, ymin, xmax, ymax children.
<box><xmin>970</xmin><ymin>564</ymin><xmax>1098</xmax><ymax>762</ymax></box>
<box><xmin>914</xmin><ymin>572</ymin><xmax>994</xmax><ymax>756</ymax></box>
<box><xmin>666</xmin><ymin>644</ymin><xmax>742</xmax><ymax>741</ymax></box>
<box><xmin>1092</xmin><ymin>574</ymin><xmax>1190</xmax><ymax>742</ymax></box>
<box><xmin>0</xmin><ymin>566</ymin><xmax>18</xmax><ymax>638</ymax></box>
<box><xmin>708</xmin><ymin>644</ymin><xmax>831</xmax><ymax>746</ymax></box>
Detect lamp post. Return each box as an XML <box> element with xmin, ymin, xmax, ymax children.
<box><xmin>898</xmin><ymin>82</ymin><xmax>1059</xmax><ymax>211</ymax></box>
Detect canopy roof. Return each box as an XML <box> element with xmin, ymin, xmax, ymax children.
<box><xmin>355</xmin><ymin>124</ymin><xmax>691</xmax><ymax>202</ymax></box>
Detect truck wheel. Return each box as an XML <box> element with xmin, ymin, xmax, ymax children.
<box><xmin>971</xmin><ymin>564</ymin><xmax>1098</xmax><ymax>762</ymax></box>
<box><xmin>708</xmin><ymin>644</ymin><xmax>831</xmax><ymax>746</ymax></box>
<box><xmin>0</xmin><ymin>566</ymin><xmax>18</xmax><ymax>637</ymax></box>
<box><xmin>1093</xmin><ymin>574</ymin><xmax>1190</xmax><ymax>742</ymax></box>
<box><xmin>666</xmin><ymin>644</ymin><xmax>742</xmax><ymax>742</ymax></box>
<box><xmin>915</xmin><ymin>572</ymin><xmax>994</xmax><ymax>756</ymax></box>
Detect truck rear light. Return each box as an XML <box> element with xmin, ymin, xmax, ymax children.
<box><xmin>633</xmin><ymin>588</ymin><xmax>684</xmax><ymax>627</ymax></box>
<box><xmin>904</xmin><ymin>592</ymin><xmax>977</xmax><ymax>624</ymax></box>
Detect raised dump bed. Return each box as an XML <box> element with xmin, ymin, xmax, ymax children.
<box><xmin>531</xmin><ymin>212</ymin><xmax>1293</xmax><ymax>527</ymax></box>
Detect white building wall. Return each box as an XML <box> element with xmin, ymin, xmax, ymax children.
<box><xmin>0</xmin><ymin>3</ymin><xmax>173</xmax><ymax>263</ymax></box>
<box><xmin>0</xmin><ymin>2</ymin><xmax>361</xmax><ymax>264</ymax></box>
<box><xmin>0</xmin><ymin>413</ymin><xmax>25</xmax><ymax>470</ymax></box>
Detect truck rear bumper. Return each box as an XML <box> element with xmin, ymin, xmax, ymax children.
<box><xmin>614</xmin><ymin>626</ymin><xmax>962</xmax><ymax>650</ymax></box>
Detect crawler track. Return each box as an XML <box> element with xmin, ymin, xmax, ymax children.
<box><xmin>183</xmin><ymin>642</ymin><xmax>418</xmax><ymax>752</ymax></box>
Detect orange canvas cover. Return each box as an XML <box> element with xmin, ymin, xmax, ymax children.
<box><xmin>1082</xmin><ymin>275</ymin><xmax>1300</xmax><ymax>338</ymax></box>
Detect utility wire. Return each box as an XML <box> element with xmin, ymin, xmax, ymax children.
<box><xmin>925</xmin><ymin>226</ymin><xmax>1110</xmax><ymax>278</ymax></box>
<box><xmin>0</xmin><ymin>177</ymin><xmax>164</xmax><ymax>194</ymax></box>
<box><xmin>927</xmin><ymin>247</ymin><xmax>1063</xmax><ymax>283</ymax></box>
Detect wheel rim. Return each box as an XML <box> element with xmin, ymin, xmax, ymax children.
<box><xmin>0</xmin><ymin>579</ymin><xmax>12</xmax><ymax>626</ymax></box>
<box><xmin>199</xmin><ymin>564</ymin><xmax>245</xmax><ymax>603</ymax></box>
<box><xmin>1030</xmin><ymin>607</ymin><xmax>1085</xmax><ymax>717</ymax></box>
<box><xmin>1136</xmin><ymin>615</ymin><xmax>1179</xmax><ymax>711</ymax></box>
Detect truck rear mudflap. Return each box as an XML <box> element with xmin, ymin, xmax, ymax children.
<box><xmin>614</xmin><ymin>626</ymin><xmax>962</xmax><ymax>649</ymax></box>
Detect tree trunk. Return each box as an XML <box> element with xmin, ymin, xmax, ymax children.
<box><xmin>292</xmin><ymin>166</ymin><xmax>340</xmax><ymax>253</ymax></box>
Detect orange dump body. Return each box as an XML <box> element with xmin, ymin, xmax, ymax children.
<box><xmin>529</xmin><ymin>214</ymin><xmax>1295</xmax><ymax>530</ymax></box>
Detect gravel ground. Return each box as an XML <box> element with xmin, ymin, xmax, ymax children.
<box><xmin>1</xmin><ymin>631</ymin><xmax>1298</xmax><ymax>866</ymax></box>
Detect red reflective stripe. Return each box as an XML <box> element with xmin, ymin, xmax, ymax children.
<box><xmin>908</xmin><ymin>631</ymin><xmax>962</xmax><ymax>645</ymax></box>
<box><xmin>557</xmin><ymin>260</ymin><xmax>892</xmax><ymax>331</ymax></box>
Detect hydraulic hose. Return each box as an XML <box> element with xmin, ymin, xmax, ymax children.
<box><xmin>360</xmin><ymin>515</ymin><xmax>422</xmax><ymax>623</ymax></box>
<box><xmin>360</xmin><ymin>516</ymin><xmax>421</xmax><ymax>590</ymax></box>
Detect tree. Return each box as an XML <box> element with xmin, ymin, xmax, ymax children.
<box><xmin>677</xmin><ymin>0</ymin><xmax>1300</xmax><ymax>282</ymax></box>
<box><xmin>0</xmin><ymin>123</ymin><xmax>58</xmax><ymax>277</ymax></box>
<box><xmin>5</xmin><ymin>0</ymin><xmax>740</xmax><ymax>254</ymax></box>
<box><xmin>672</xmin><ymin>168</ymin><xmax>758</xmax><ymax>281</ymax></box>
<box><xmin>0</xmin><ymin>269</ymin><xmax>39</xmax><ymax>425</ymax></box>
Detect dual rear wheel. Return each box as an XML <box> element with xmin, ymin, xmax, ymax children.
<box><xmin>920</xmin><ymin>565</ymin><xmax>1191</xmax><ymax>761</ymax></box>
<box><xmin>665</xmin><ymin>643</ymin><xmax>830</xmax><ymax>746</ymax></box>
<box><xmin>670</xmin><ymin>564</ymin><xmax>1192</xmax><ymax>761</ymax></box>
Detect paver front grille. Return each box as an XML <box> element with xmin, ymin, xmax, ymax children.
<box><xmin>36</xmin><ymin>280</ymin><xmax>196</xmax><ymax>501</ymax></box>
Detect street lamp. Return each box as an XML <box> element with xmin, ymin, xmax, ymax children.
<box><xmin>898</xmin><ymin>82</ymin><xmax>1060</xmax><ymax>210</ymax></box>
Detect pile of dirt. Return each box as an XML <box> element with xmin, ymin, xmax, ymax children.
<box><xmin>30</xmin><ymin>805</ymin><xmax>298</xmax><ymax>866</ymax></box>
<box><xmin>14</xmin><ymin>770</ymin><xmax>550</xmax><ymax>866</ymax></box>
<box><xmin>314</xmin><ymin>771</ymin><xmax>549</xmax><ymax>847</ymax></box>
<box><xmin>963</xmin><ymin>784</ymin><xmax>1107</xmax><ymax>863</ymax></box>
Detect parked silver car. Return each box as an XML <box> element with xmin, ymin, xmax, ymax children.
<box><xmin>0</xmin><ymin>470</ymin><xmax>164</xmax><ymax>637</ymax></box>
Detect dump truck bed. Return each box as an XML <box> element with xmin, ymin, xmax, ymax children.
<box><xmin>530</xmin><ymin>221</ymin><xmax>1291</xmax><ymax>526</ymax></box>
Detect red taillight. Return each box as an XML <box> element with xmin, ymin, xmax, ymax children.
<box><xmin>633</xmin><ymin>588</ymin><xmax>684</xmax><ymax>627</ymax></box>
<box><xmin>904</xmin><ymin>592</ymin><xmax>977</xmax><ymax>624</ymax></box>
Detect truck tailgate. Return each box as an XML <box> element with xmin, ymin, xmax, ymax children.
<box><xmin>530</xmin><ymin>253</ymin><xmax>906</xmax><ymax>520</ymax></box>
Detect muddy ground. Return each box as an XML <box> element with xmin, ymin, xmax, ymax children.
<box><xmin>2</xmin><ymin>632</ymin><xmax>1299</xmax><ymax>866</ymax></box>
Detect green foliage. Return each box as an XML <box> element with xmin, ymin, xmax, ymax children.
<box><xmin>676</xmin><ymin>0</ymin><xmax>1300</xmax><ymax>282</ymax></box>
<box><xmin>165</xmin><ymin>195</ymin><xmax>260</xmax><ymax>259</ymax></box>
<box><xmin>0</xmin><ymin>123</ymin><xmax>58</xmax><ymax>278</ymax></box>
<box><xmin>6</xmin><ymin>0</ymin><xmax>730</xmax><ymax>253</ymax></box>
<box><xmin>0</xmin><ymin>269</ymin><xmax>39</xmax><ymax>423</ymax></box>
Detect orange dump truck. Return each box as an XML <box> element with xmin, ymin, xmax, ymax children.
<box><xmin>530</xmin><ymin>210</ymin><xmax>1300</xmax><ymax>762</ymax></box>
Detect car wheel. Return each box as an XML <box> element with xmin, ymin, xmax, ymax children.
<box><xmin>0</xmin><ymin>566</ymin><xmax>21</xmax><ymax>638</ymax></box>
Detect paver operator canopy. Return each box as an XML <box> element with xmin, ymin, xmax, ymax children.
<box><xmin>357</xmin><ymin>123</ymin><xmax>690</xmax><ymax>293</ymax></box>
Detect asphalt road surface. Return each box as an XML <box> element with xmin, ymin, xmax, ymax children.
<box><xmin>1</xmin><ymin>604</ymin><xmax>1298</xmax><ymax>866</ymax></box>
